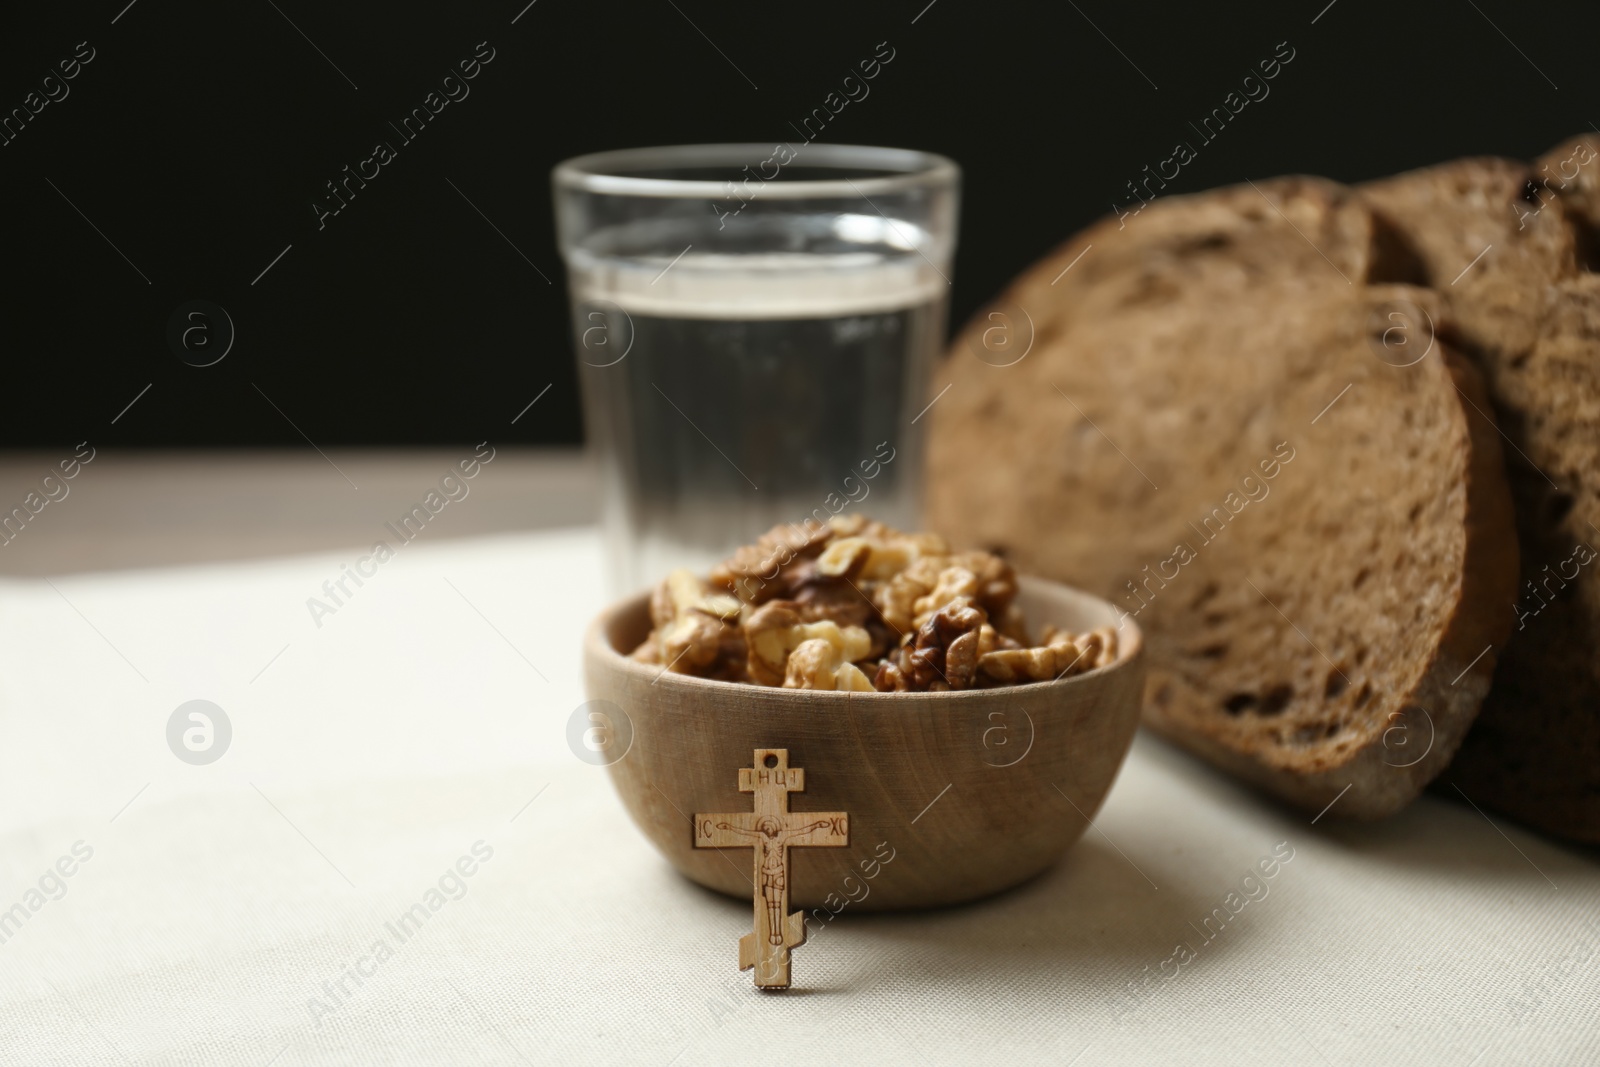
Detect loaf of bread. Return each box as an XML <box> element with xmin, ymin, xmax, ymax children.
<box><xmin>926</xmin><ymin>177</ymin><xmax>1520</xmax><ymax>819</ymax></box>
<box><xmin>1359</xmin><ymin>141</ymin><xmax>1600</xmax><ymax>842</ymax></box>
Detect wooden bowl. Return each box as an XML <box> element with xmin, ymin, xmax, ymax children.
<box><xmin>582</xmin><ymin>576</ymin><xmax>1144</xmax><ymax>911</ymax></box>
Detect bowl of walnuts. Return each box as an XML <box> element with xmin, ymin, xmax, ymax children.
<box><xmin>582</xmin><ymin>516</ymin><xmax>1144</xmax><ymax>911</ymax></box>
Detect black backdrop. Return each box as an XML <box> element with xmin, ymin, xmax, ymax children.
<box><xmin>2</xmin><ymin>0</ymin><xmax>1594</xmax><ymax>447</ymax></box>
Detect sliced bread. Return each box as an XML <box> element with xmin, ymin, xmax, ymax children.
<box><xmin>926</xmin><ymin>181</ymin><xmax>1519</xmax><ymax>817</ymax></box>
<box><xmin>1359</xmin><ymin>145</ymin><xmax>1600</xmax><ymax>842</ymax></box>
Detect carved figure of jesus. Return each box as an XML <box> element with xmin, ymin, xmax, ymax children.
<box><xmin>718</xmin><ymin>817</ymin><xmax>835</xmax><ymax>943</ymax></box>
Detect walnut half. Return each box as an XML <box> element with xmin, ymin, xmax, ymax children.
<box><xmin>783</xmin><ymin>639</ymin><xmax>876</xmax><ymax>691</ymax></box>
<box><xmin>745</xmin><ymin>601</ymin><xmax>872</xmax><ymax>687</ymax></box>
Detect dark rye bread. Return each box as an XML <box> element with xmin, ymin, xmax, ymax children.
<box><xmin>926</xmin><ymin>180</ymin><xmax>1519</xmax><ymax>818</ymax></box>
<box><xmin>1365</xmin><ymin>140</ymin><xmax>1600</xmax><ymax>842</ymax></box>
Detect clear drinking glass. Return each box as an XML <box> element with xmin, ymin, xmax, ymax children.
<box><xmin>553</xmin><ymin>143</ymin><xmax>960</xmax><ymax>595</ymax></box>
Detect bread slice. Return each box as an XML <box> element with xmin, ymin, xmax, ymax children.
<box><xmin>1359</xmin><ymin>147</ymin><xmax>1600</xmax><ymax>842</ymax></box>
<box><xmin>926</xmin><ymin>180</ymin><xmax>1519</xmax><ymax>817</ymax></box>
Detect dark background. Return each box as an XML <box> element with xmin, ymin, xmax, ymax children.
<box><xmin>1</xmin><ymin>0</ymin><xmax>1593</xmax><ymax>447</ymax></box>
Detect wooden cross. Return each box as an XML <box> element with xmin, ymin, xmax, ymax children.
<box><xmin>694</xmin><ymin>748</ymin><xmax>848</xmax><ymax>989</ymax></box>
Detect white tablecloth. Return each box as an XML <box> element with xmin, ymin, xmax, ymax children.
<box><xmin>1</xmin><ymin>528</ymin><xmax>1596</xmax><ymax>1066</ymax></box>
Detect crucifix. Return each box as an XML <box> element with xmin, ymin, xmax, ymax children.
<box><xmin>694</xmin><ymin>748</ymin><xmax>848</xmax><ymax>989</ymax></box>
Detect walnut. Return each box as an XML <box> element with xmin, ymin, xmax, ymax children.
<box><xmin>644</xmin><ymin>568</ymin><xmax>743</xmax><ymax>673</ymax></box>
<box><xmin>819</xmin><ymin>533</ymin><xmax>918</xmax><ymax>586</ymax></box>
<box><xmin>745</xmin><ymin>601</ymin><xmax>803</xmax><ymax>685</ymax></box>
<box><xmin>873</xmin><ymin>645</ymin><xmax>944</xmax><ymax>692</ymax></box>
<box><xmin>652</xmin><ymin>568</ymin><xmax>742</xmax><ymax>627</ymax></box>
<box><xmin>881</xmin><ymin>597</ymin><xmax>988</xmax><ymax>691</ymax></box>
<box><xmin>873</xmin><ymin>656</ymin><xmax>908</xmax><ymax>692</ymax></box>
<box><xmin>919</xmin><ymin>598</ymin><xmax>986</xmax><ymax>646</ymax></box>
<box><xmin>704</xmin><ymin>625</ymin><xmax>751</xmax><ymax>683</ymax></box>
<box><xmin>912</xmin><ymin>566</ymin><xmax>981</xmax><ymax>630</ymax></box>
<box><xmin>875</xmin><ymin>579</ymin><xmax>918</xmax><ymax>638</ymax></box>
<box><xmin>944</xmin><ymin>628</ymin><xmax>981</xmax><ymax>690</ymax></box>
<box><xmin>876</xmin><ymin>554</ymin><xmax>945</xmax><ymax>634</ymax></box>
<box><xmin>709</xmin><ymin>521</ymin><xmax>834</xmax><ymax>604</ymax></box>
<box><xmin>802</xmin><ymin>620</ymin><xmax>871</xmax><ymax>663</ymax></box>
<box><xmin>792</xmin><ymin>580</ymin><xmax>875</xmax><ymax>629</ymax></box>
<box><xmin>978</xmin><ymin>646</ymin><xmax>1057</xmax><ymax>684</ymax></box>
<box><xmin>835</xmin><ymin>662</ymin><xmax>876</xmax><ymax>692</ymax></box>
<box><xmin>783</xmin><ymin>638</ymin><xmax>879</xmax><ymax>691</ymax></box>
<box><xmin>658</xmin><ymin>612</ymin><xmax>726</xmax><ymax>673</ymax></box>
<box><xmin>784</xmin><ymin>639</ymin><xmax>838</xmax><ymax>689</ymax></box>
<box><xmin>1043</xmin><ymin>626</ymin><xmax>1118</xmax><ymax>674</ymax></box>
<box><xmin>1080</xmin><ymin>626</ymin><xmax>1120</xmax><ymax>669</ymax></box>
<box><xmin>745</xmin><ymin>601</ymin><xmax>871</xmax><ymax>687</ymax></box>
<box><xmin>978</xmin><ymin>624</ymin><xmax>1119</xmax><ymax>683</ymax></box>
<box><xmin>951</xmin><ymin>550</ymin><xmax>1019</xmax><ymax>617</ymax></box>
<box><xmin>903</xmin><ymin>554</ymin><xmax>948</xmax><ymax>586</ymax></box>
<box><xmin>816</xmin><ymin>537</ymin><xmax>871</xmax><ymax>578</ymax></box>
<box><xmin>1046</xmin><ymin>637</ymin><xmax>1088</xmax><ymax>677</ymax></box>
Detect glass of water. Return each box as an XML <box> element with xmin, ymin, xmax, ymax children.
<box><xmin>553</xmin><ymin>143</ymin><xmax>960</xmax><ymax>595</ymax></box>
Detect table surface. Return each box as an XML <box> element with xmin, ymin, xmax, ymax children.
<box><xmin>0</xmin><ymin>452</ymin><xmax>1596</xmax><ymax>1067</ymax></box>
